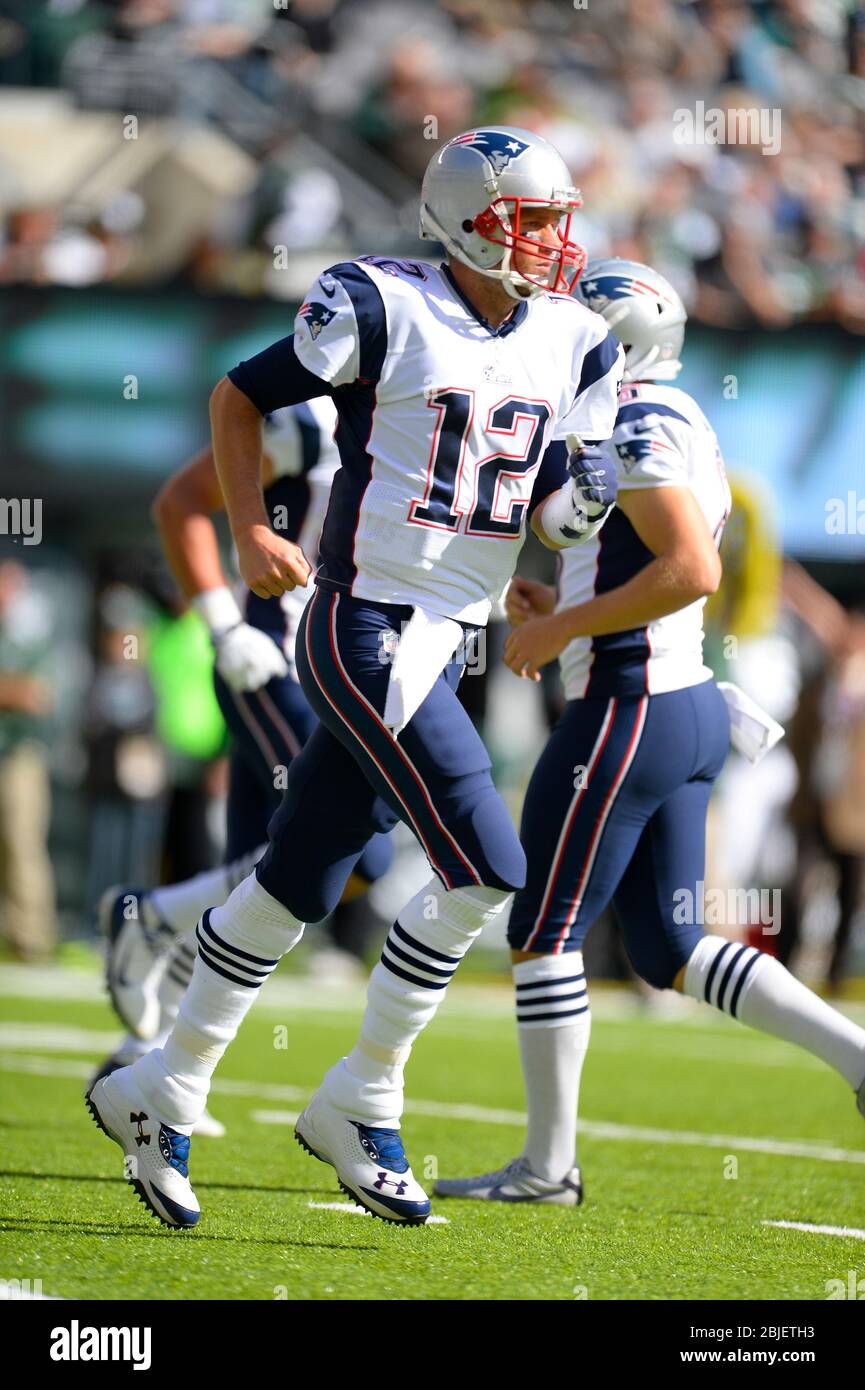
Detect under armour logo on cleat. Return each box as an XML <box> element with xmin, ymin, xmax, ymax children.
<box><xmin>130</xmin><ymin>1111</ymin><xmax>151</xmax><ymax>1147</ymax></box>
<box><xmin>374</xmin><ymin>1171</ymin><xmax>408</xmax><ymax>1194</ymax></box>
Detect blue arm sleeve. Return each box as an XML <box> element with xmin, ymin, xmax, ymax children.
<box><xmin>528</xmin><ymin>440</ymin><xmax>569</xmax><ymax>518</ymax></box>
<box><xmin>227</xmin><ymin>334</ymin><xmax>332</xmax><ymax>416</ymax></box>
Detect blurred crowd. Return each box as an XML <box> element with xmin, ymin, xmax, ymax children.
<box><xmin>1</xmin><ymin>0</ymin><xmax>864</xmax><ymax>327</ymax></box>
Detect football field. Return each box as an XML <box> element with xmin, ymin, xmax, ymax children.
<box><xmin>2</xmin><ymin>960</ymin><xmax>865</xmax><ymax>1302</ymax></box>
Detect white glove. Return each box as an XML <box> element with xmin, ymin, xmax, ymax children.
<box><xmin>192</xmin><ymin>587</ymin><xmax>289</xmax><ymax>692</ymax></box>
<box><xmin>214</xmin><ymin>622</ymin><xmax>289</xmax><ymax>692</ymax></box>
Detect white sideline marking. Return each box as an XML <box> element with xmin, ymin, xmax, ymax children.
<box><xmin>308</xmin><ymin>1201</ymin><xmax>448</xmax><ymax>1224</ymax></box>
<box><xmin>763</xmin><ymin>1220</ymin><xmax>865</xmax><ymax>1241</ymax></box>
<box><xmin>0</xmin><ymin>1024</ymin><xmax>119</xmax><ymax>1052</ymax></box>
<box><xmin>4</xmin><ymin>1052</ymin><xmax>864</xmax><ymax>1170</ymax></box>
<box><xmin>0</xmin><ymin>1019</ymin><xmax>834</xmax><ymax>1074</ymax></box>
<box><xmin>253</xmin><ymin>1107</ymin><xmax>865</xmax><ymax>1167</ymax></box>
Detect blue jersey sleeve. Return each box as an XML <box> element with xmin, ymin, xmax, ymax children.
<box><xmin>227</xmin><ymin>334</ymin><xmax>332</xmax><ymax>416</ymax></box>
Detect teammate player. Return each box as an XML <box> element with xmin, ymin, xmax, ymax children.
<box><xmin>94</xmin><ymin>400</ymin><xmax>392</xmax><ymax>1122</ymax></box>
<box><xmin>433</xmin><ymin>260</ymin><xmax>865</xmax><ymax>1206</ymax></box>
<box><xmin>85</xmin><ymin>126</ymin><xmax>626</xmax><ymax>1227</ymax></box>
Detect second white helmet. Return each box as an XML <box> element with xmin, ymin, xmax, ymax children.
<box><xmin>419</xmin><ymin>127</ymin><xmax>585</xmax><ymax>300</ymax></box>
<box><xmin>575</xmin><ymin>258</ymin><xmax>686</xmax><ymax>381</ymax></box>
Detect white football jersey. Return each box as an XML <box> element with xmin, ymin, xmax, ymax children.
<box><xmin>243</xmin><ymin>396</ymin><xmax>339</xmax><ymax>669</ymax></box>
<box><xmin>557</xmin><ymin>382</ymin><xmax>732</xmax><ymax>699</ymax></box>
<box><xmin>293</xmin><ymin>257</ymin><xmax>623</xmax><ymax>626</ymax></box>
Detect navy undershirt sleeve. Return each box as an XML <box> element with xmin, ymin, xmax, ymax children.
<box><xmin>226</xmin><ymin>334</ymin><xmax>332</xmax><ymax>416</ymax></box>
<box><xmin>528</xmin><ymin>440</ymin><xmax>569</xmax><ymax>518</ymax></box>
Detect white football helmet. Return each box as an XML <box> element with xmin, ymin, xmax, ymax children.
<box><xmin>419</xmin><ymin>127</ymin><xmax>586</xmax><ymax>300</ymax></box>
<box><xmin>575</xmin><ymin>258</ymin><xmax>686</xmax><ymax>381</ymax></box>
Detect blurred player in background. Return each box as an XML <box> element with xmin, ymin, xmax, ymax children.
<box><xmin>94</xmin><ymin>398</ymin><xmax>393</xmax><ymax>1132</ymax></box>
<box><xmin>434</xmin><ymin>261</ymin><xmax>865</xmax><ymax>1206</ymax></box>
<box><xmin>86</xmin><ymin>125</ymin><xmax>627</xmax><ymax>1227</ymax></box>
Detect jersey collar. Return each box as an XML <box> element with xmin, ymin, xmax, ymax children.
<box><xmin>439</xmin><ymin>263</ymin><xmax>529</xmax><ymax>338</ymax></box>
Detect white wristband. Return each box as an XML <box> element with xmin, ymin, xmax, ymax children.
<box><xmin>192</xmin><ymin>586</ymin><xmax>244</xmax><ymax>637</ymax></box>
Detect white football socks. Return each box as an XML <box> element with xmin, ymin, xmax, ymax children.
<box><xmin>132</xmin><ymin>873</ymin><xmax>304</xmax><ymax>1130</ymax></box>
<box><xmin>323</xmin><ymin>880</ymin><xmax>511</xmax><ymax>1128</ymax></box>
<box><xmin>684</xmin><ymin>936</ymin><xmax>865</xmax><ymax>1090</ymax></box>
<box><xmin>514</xmin><ymin>953</ymin><xmax>591</xmax><ymax>1182</ymax></box>
<box><xmin>148</xmin><ymin>847</ymin><xmax>264</xmax><ymax>936</ymax></box>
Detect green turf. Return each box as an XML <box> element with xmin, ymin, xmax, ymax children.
<box><xmin>1</xmin><ymin>964</ymin><xmax>864</xmax><ymax>1300</ymax></box>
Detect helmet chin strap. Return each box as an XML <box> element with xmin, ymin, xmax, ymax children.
<box><xmin>420</xmin><ymin>203</ymin><xmax>549</xmax><ymax>299</ymax></box>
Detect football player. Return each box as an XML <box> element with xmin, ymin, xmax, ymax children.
<box><xmin>85</xmin><ymin>126</ymin><xmax>626</xmax><ymax>1227</ymax></box>
<box><xmin>433</xmin><ymin>259</ymin><xmax>865</xmax><ymax>1206</ymax></box>
<box><xmin>93</xmin><ymin>399</ymin><xmax>393</xmax><ymax>1128</ymax></box>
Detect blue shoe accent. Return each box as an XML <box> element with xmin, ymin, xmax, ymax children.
<box><xmin>133</xmin><ymin>1177</ymin><xmax>201</xmax><ymax>1229</ymax></box>
<box><xmin>358</xmin><ymin>1185</ymin><xmax>430</xmax><ymax>1221</ymax></box>
<box><xmin>158</xmin><ymin>1125</ymin><xmax>191</xmax><ymax>1178</ymax></box>
<box><xmin>352</xmin><ymin>1123</ymin><xmax>409</xmax><ymax>1173</ymax></box>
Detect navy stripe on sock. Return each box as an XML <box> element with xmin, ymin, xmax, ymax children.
<box><xmin>392</xmin><ymin>921</ymin><xmax>460</xmax><ymax>967</ymax></box>
<box><xmin>197</xmin><ymin>939</ymin><xmax>268</xmax><ymax>990</ymax></box>
<box><xmin>166</xmin><ymin>967</ymin><xmax>192</xmax><ymax>990</ymax></box>
<box><xmin>514</xmin><ymin>988</ymin><xmax>587</xmax><ymax>1009</ymax></box>
<box><xmin>199</xmin><ymin>909</ymin><xmax>279</xmax><ymax>969</ymax></box>
<box><xmin>383</xmin><ymin>938</ymin><xmax>457</xmax><ymax>980</ymax></box>
<box><xmin>379</xmin><ymin>955</ymin><xmax>450</xmax><ymax>990</ymax></box>
<box><xmin>728</xmin><ymin>948</ymin><xmax>762</xmax><ymax>1018</ymax></box>
<box><xmin>716</xmin><ymin>944</ymin><xmax>752</xmax><ymax>1014</ymax></box>
<box><xmin>515</xmin><ymin>974</ymin><xmax>585</xmax><ymax>993</ymax></box>
<box><xmin>516</xmin><ymin>1003</ymin><xmax>590</xmax><ymax>1023</ymax></box>
<box><xmin>704</xmin><ymin>939</ymin><xmax>734</xmax><ymax>1005</ymax></box>
<box><xmin>195</xmin><ymin>924</ymin><xmax>271</xmax><ymax>979</ymax></box>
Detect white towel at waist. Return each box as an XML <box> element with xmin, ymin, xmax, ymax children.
<box><xmin>382</xmin><ymin>606</ymin><xmax>464</xmax><ymax>737</ymax></box>
<box><xmin>717</xmin><ymin>680</ymin><xmax>785</xmax><ymax>764</ymax></box>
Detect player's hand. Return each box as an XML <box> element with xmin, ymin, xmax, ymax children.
<box><xmin>505</xmin><ymin>576</ymin><xmax>557</xmax><ymax>627</ymax></box>
<box><xmin>566</xmin><ymin>437</ymin><xmax>617</xmax><ymax>517</ymax></box>
<box><xmin>504</xmin><ymin>612</ymin><xmax>571</xmax><ymax>681</ymax></box>
<box><xmin>214</xmin><ymin>623</ymin><xmax>289</xmax><ymax>692</ymax></box>
<box><xmin>236</xmin><ymin>525</ymin><xmax>311</xmax><ymax>598</ymax></box>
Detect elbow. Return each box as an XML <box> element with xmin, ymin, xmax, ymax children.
<box><xmin>151</xmin><ymin>480</ymin><xmax>175</xmax><ymax>531</ymax></box>
<box><xmin>684</xmin><ymin>550</ymin><xmax>722</xmax><ymax>601</ymax></box>
<box><xmin>209</xmin><ymin>374</ymin><xmax>234</xmax><ymax>422</ymax></box>
<box><xmin>701</xmin><ymin>550</ymin><xmax>722</xmax><ymax>597</ymax></box>
<box><xmin>210</xmin><ymin>373</ymin><xmax>260</xmax><ymax>425</ymax></box>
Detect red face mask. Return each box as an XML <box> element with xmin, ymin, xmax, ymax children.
<box><xmin>472</xmin><ymin>196</ymin><xmax>587</xmax><ymax>294</ymax></box>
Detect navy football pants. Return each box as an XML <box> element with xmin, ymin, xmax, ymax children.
<box><xmin>256</xmin><ymin>587</ymin><xmax>526</xmax><ymax>922</ymax></box>
<box><xmin>507</xmin><ymin>680</ymin><xmax>731</xmax><ymax>988</ymax></box>
<box><xmin>213</xmin><ymin>651</ymin><xmax>393</xmax><ymax>886</ymax></box>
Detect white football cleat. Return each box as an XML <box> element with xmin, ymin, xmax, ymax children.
<box><xmin>434</xmin><ymin>1156</ymin><xmax>583</xmax><ymax>1206</ymax></box>
<box><xmin>88</xmin><ymin>1046</ymin><xmax>226</xmax><ymax>1139</ymax></box>
<box><xmin>100</xmin><ymin>885</ymin><xmax>175</xmax><ymax>1039</ymax></box>
<box><xmin>295</xmin><ymin>1090</ymin><xmax>430</xmax><ymax>1225</ymax></box>
<box><xmin>85</xmin><ymin>1066</ymin><xmax>200</xmax><ymax>1228</ymax></box>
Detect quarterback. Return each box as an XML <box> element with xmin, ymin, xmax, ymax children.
<box><xmin>86</xmin><ymin>126</ymin><xmax>624</xmax><ymax>1226</ymax></box>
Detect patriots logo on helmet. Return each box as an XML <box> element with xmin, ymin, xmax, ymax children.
<box><xmin>449</xmin><ymin>130</ymin><xmax>530</xmax><ymax>175</ymax></box>
<box><xmin>299</xmin><ymin>301</ymin><xmax>336</xmax><ymax>340</ymax></box>
<box><xmin>582</xmin><ymin>274</ymin><xmax>673</xmax><ymax>306</ymax></box>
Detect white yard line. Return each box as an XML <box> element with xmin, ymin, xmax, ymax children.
<box><xmin>3</xmin><ymin>1050</ymin><xmax>863</xmax><ymax>1168</ymax></box>
<box><xmin>763</xmin><ymin>1220</ymin><xmax>865</xmax><ymax>1240</ymax></box>
<box><xmin>6</xmin><ymin>961</ymin><xmax>863</xmax><ymax>1028</ymax></box>
<box><xmin>0</xmin><ymin>1020</ymin><xmax>830</xmax><ymax>1073</ymax></box>
<box><xmin>252</xmin><ymin>1105</ymin><xmax>865</xmax><ymax>1166</ymax></box>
